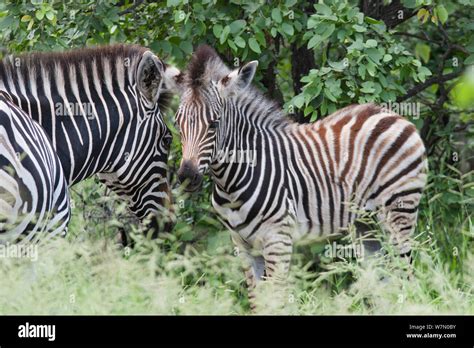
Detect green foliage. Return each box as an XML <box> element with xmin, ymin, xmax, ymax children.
<box><xmin>450</xmin><ymin>67</ymin><xmax>474</xmax><ymax>111</ymax></box>
<box><xmin>0</xmin><ymin>1</ymin><xmax>125</xmax><ymax>51</ymax></box>
<box><xmin>288</xmin><ymin>1</ymin><xmax>431</xmax><ymax>119</ymax></box>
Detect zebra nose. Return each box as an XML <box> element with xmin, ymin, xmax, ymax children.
<box><xmin>178</xmin><ymin>160</ymin><xmax>203</xmax><ymax>192</ymax></box>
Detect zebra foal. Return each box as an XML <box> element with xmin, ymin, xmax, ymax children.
<box><xmin>172</xmin><ymin>46</ymin><xmax>428</xmax><ymax>306</ymax></box>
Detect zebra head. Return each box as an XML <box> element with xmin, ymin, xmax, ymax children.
<box><xmin>96</xmin><ymin>49</ymin><xmax>181</xmax><ymax>232</ymax></box>
<box><xmin>173</xmin><ymin>45</ymin><xmax>257</xmax><ymax>192</ymax></box>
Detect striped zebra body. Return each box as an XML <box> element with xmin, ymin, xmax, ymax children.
<box><xmin>0</xmin><ymin>45</ymin><xmax>180</xmax><ymax>237</ymax></box>
<box><xmin>0</xmin><ymin>91</ymin><xmax>70</xmax><ymax>242</ymax></box>
<box><xmin>173</xmin><ymin>46</ymin><xmax>428</xmax><ymax>306</ymax></box>
<box><xmin>212</xmin><ymin>103</ymin><xmax>427</xmax><ymax>249</ymax></box>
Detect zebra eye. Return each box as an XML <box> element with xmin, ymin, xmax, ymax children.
<box><xmin>163</xmin><ymin>135</ymin><xmax>173</xmax><ymax>147</ymax></box>
<box><xmin>209</xmin><ymin>120</ymin><xmax>218</xmax><ymax>129</ymax></box>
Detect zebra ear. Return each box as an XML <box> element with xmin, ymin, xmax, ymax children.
<box><xmin>218</xmin><ymin>60</ymin><xmax>258</xmax><ymax>96</ymax></box>
<box><xmin>137</xmin><ymin>51</ymin><xmax>164</xmax><ymax>104</ymax></box>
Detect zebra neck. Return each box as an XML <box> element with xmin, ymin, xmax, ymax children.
<box><xmin>211</xmin><ymin>96</ymin><xmax>292</xmax><ymax>194</ymax></box>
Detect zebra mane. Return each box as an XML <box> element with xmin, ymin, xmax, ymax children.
<box><xmin>186</xmin><ymin>45</ymin><xmax>231</xmax><ymax>88</ymax></box>
<box><xmin>9</xmin><ymin>44</ymin><xmax>147</xmax><ymax>67</ymax></box>
<box><xmin>0</xmin><ymin>44</ymin><xmax>173</xmax><ymax>112</ymax></box>
<box><xmin>185</xmin><ymin>45</ymin><xmax>288</xmax><ymax>124</ymax></box>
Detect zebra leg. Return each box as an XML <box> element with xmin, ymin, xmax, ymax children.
<box><xmin>262</xmin><ymin>233</ymin><xmax>293</xmax><ymax>281</ymax></box>
<box><xmin>117</xmin><ymin>227</ymin><xmax>134</xmax><ymax>248</ymax></box>
<box><xmin>245</xmin><ymin>254</ymin><xmax>265</xmax><ymax>311</ymax></box>
<box><xmin>354</xmin><ymin>220</ymin><xmax>384</xmax><ymax>259</ymax></box>
<box><xmin>231</xmin><ymin>232</ymin><xmax>265</xmax><ymax>311</ymax></box>
<box><xmin>238</xmin><ymin>246</ymin><xmax>265</xmax><ymax>311</ymax></box>
<box><xmin>260</xmin><ymin>232</ymin><xmax>293</xmax><ymax>308</ymax></box>
<box><xmin>378</xmin><ymin>194</ymin><xmax>422</xmax><ymax>268</ymax></box>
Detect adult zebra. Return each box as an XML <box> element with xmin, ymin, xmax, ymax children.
<box><xmin>0</xmin><ymin>44</ymin><xmax>179</xmax><ymax>238</ymax></box>
<box><xmin>0</xmin><ymin>91</ymin><xmax>70</xmax><ymax>241</ymax></box>
<box><xmin>172</xmin><ymin>46</ymin><xmax>428</xmax><ymax>306</ymax></box>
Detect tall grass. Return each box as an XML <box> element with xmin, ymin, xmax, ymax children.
<box><xmin>0</xmin><ymin>166</ymin><xmax>472</xmax><ymax>315</ymax></box>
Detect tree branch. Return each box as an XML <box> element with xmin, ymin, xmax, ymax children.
<box><xmin>360</xmin><ymin>0</ymin><xmax>418</xmax><ymax>28</ymax></box>
<box><xmin>393</xmin><ymin>31</ymin><xmax>437</xmax><ymax>45</ymax></box>
<box><xmin>290</xmin><ymin>41</ymin><xmax>316</xmax><ymax>122</ymax></box>
<box><xmin>397</xmin><ymin>71</ymin><xmax>462</xmax><ymax>102</ymax></box>
<box><xmin>118</xmin><ymin>0</ymin><xmax>145</xmax><ymax>16</ymax></box>
<box><xmin>260</xmin><ymin>33</ymin><xmax>284</xmax><ymax>106</ymax></box>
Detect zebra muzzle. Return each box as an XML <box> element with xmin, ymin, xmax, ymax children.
<box><xmin>178</xmin><ymin>160</ymin><xmax>203</xmax><ymax>192</ymax></box>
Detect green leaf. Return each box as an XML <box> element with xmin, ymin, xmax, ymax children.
<box><xmin>353</xmin><ymin>24</ymin><xmax>366</xmax><ymax>32</ymax></box>
<box><xmin>366</xmin><ymin>48</ymin><xmax>383</xmax><ymax>64</ymax></box>
<box><xmin>328</xmin><ymin>60</ymin><xmax>346</xmax><ymax>71</ymax></box>
<box><xmin>314</xmin><ymin>3</ymin><xmax>332</xmax><ymax>16</ymax></box>
<box><xmin>436</xmin><ymin>5</ymin><xmax>448</xmax><ymax>24</ymax></box>
<box><xmin>365</xmin><ymin>39</ymin><xmax>377</xmax><ymax>48</ymax></box>
<box><xmin>348</xmin><ymin>39</ymin><xmax>364</xmax><ymax>51</ymax></box>
<box><xmin>281</xmin><ymin>23</ymin><xmax>294</xmax><ymax>36</ymax></box>
<box><xmin>325</xmin><ymin>78</ymin><xmax>342</xmax><ymax>97</ymax></box>
<box><xmin>174</xmin><ymin>10</ymin><xmax>186</xmax><ymax>23</ymax></box>
<box><xmin>248</xmin><ymin>38</ymin><xmax>261</xmax><ymax>53</ymax></box>
<box><xmin>415</xmin><ymin>43</ymin><xmax>431</xmax><ymax>63</ymax></box>
<box><xmin>45</xmin><ymin>12</ymin><xmax>55</xmax><ymax>21</ymax></box>
<box><xmin>336</xmin><ymin>29</ymin><xmax>346</xmax><ymax>41</ymax></box>
<box><xmin>255</xmin><ymin>30</ymin><xmax>266</xmax><ymax>47</ymax></box>
<box><xmin>213</xmin><ymin>24</ymin><xmax>223</xmax><ymax>38</ymax></box>
<box><xmin>307</xmin><ymin>83</ymin><xmax>322</xmax><ymax>98</ymax></box>
<box><xmin>227</xmin><ymin>39</ymin><xmax>237</xmax><ymax>51</ymax></box>
<box><xmin>308</xmin><ymin>34</ymin><xmax>322</xmax><ymax>49</ymax></box>
<box><xmin>417</xmin><ymin>66</ymin><xmax>432</xmax><ymax>82</ymax></box>
<box><xmin>320</xmin><ymin>98</ymin><xmax>328</xmax><ymax>115</ymax></box>
<box><xmin>229</xmin><ymin>20</ymin><xmax>246</xmax><ymax>34</ymax></box>
<box><xmin>293</xmin><ymin>94</ymin><xmax>305</xmax><ymax>108</ymax></box>
<box><xmin>220</xmin><ymin>25</ymin><xmax>230</xmax><ymax>44</ymax></box>
<box><xmin>417</xmin><ymin>8</ymin><xmax>430</xmax><ymax>23</ymax></box>
<box><xmin>358</xmin><ymin>65</ymin><xmax>366</xmax><ymax>79</ymax></box>
<box><xmin>160</xmin><ymin>40</ymin><xmax>172</xmax><ymax>54</ymax></box>
<box><xmin>360</xmin><ymin>81</ymin><xmax>375</xmax><ymax>93</ymax></box>
<box><xmin>324</xmin><ymin>88</ymin><xmax>337</xmax><ymax>102</ymax></box>
<box><xmin>365</xmin><ymin>16</ymin><xmax>383</xmax><ymax>25</ymax></box>
<box><xmin>366</xmin><ymin>60</ymin><xmax>376</xmax><ymax>76</ymax></box>
<box><xmin>307</xmin><ymin>24</ymin><xmax>334</xmax><ymax>49</ymax></box>
<box><xmin>179</xmin><ymin>41</ymin><xmax>193</xmax><ymax>55</ymax></box>
<box><xmin>167</xmin><ymin>0</ymin><xmax>181</xmax><ymax>6</ymax></box>
<box><xmin>307</xmin><ymin>17</ymin><xmax>318</xmax><ymax>29</ymax></box>
<box><xmin>234</xmin><ymin>36</ymin><xmax>246</xmax><ymax>48</ymax></box>
<box><xmin>321</xmin><ymin>23</ymin><xmax>335</xmax><ymax>39</ymax></box>
<box><xmin>271</xmin><ymin>8</ymin><xmax>282</xmax><ymax>23</ymax></box>
<box><xmin>465</xmin><ymin>54</ymin><xmax>474</xmax><ymax>65</ymax></box>
<box><xmin>365</xmin><ymin>48</ymin><xmax>383</xmax><ymax>64</ymax></box>
<box><xmin>35</xmin><ymin>11</ymin><xmax>45</xmax><ymax>21</ymax></box>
